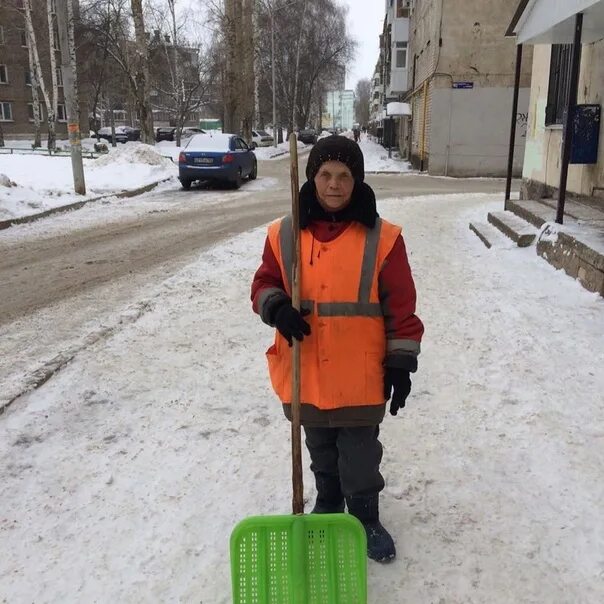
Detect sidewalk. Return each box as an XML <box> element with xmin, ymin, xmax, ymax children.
<box><xmin>0</xmin><ymin>193</ymin><xmax>602</xmax><ymax>603</ymax></box>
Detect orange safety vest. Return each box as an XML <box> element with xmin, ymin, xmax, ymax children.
<box><xmin>266</xmin><ymin>216</ymin><xmax>401</xmax><ymax>410</ymax></box>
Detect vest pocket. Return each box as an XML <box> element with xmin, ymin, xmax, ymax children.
<box><xmin>266</xmin><ymin>344</ymin><xmax>285</xmax><ymax>400</ymax></box>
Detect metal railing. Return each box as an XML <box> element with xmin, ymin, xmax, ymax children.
<box><xmin>0</xmin><ymin>146</ymin><xmax>100</xmax><ymax>159</ymax></box>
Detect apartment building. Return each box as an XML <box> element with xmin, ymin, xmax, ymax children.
<box><xmin>406</xmin><ymin>0</ymin><xmax>533</xmax><ymax>176</ymax></box>
<box><xmin>0</xmin><ymin>1</ymin><xmax>82</xmax><ymax>141</ymax></box>
<box><xmin>324</xmin><ymin>90</ymin><xmax>355</xmax><ymax>131</ymax></box>
<box><xmin>369</xmin><ymin>0</ymin><xmax>412</xmax><ymax>145</ymax></box>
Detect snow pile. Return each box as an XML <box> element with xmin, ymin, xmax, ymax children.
<box><xmin>0</xmin><ymin>174</ymin><xmax>16</xmax><ymax>188</ymax></box>
<box><xmin>0</xmin><ymin>146</ymin><xmax>176</xmax><ymax>221</ymax></box>
<box><xmin>0</xmin><ymin>194</ymin><xmax>602</xmax><ymax>602</ymax></box>
<box><xmin>92</xmin><ymin>142</ymin><xmax>173</xmax><ymax>168</ymax></box>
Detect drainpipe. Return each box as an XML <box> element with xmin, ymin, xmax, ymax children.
<box><xmin>420</xmin><ymin>80</ymin><xmax>428</xmax><ymax>171</ymax></box>
<box><xmin>505</xmin><ymin>43</ymin><xmax>523</xmax><ymax>209</ymax></box>
<box><xmin>557</xmin><ymin>13</ymin><xmax>583</xmax><ymax>225</ymax></box>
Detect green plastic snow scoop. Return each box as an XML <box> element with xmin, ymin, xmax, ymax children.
<box><xmin>230</xmin><ymin>135</ymin><xmax>367</xmax><ymax>604</ymax></box>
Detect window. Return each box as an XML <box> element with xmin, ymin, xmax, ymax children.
<box><xmin>396</xmin><ymin>0</ymin><xmax>411</xmax><ymax>18</ymax></box>
<box><xmin>57</xmin><ymin>103</ymin><xmax>67</xmax><ymax>121</ymax></box>
<box><xmin>25</xmin><ymin>70</ymin><xmax>32</xmax><ymax>86</ymax></box>
<box><xmin>0</xmin><ymin>101</ymin><xmax>13</xmax><ymax>121</ymax></box>
<box><xmin>21</xmin><ymin>30</ymin><xmax>28</xmax><ymax>47</ymax></box>
<box><xmin>546</xmin><ymin>44</ymin><xmax>573</xmax><ymax>126</ymax></box>
<box><xmin>395</xmin><ymin>42</ymin><xmax>408</xmax><ymax>69</ymax></box>
<box><xmin>0</xmin><ymin>64</ymin><xmax>7</xmax><ymax>83</ymax></box>
<box><xmin>0</xmin><ymin>25</ymin><xmax>5</xmax><ymax>45</ymax></box>
<box><xmin>27</xmin><ymin>102</ymin><xmax>44</xmax><ymax>121</ymax></box>
<box><xmin>50</xmin><ymin>0</ymin><xmax>57</xmax><ymax>13</ymax></box>
<box><xmin>56</xmin><ymin>67</ymin><xmax>63</xmax><ymax>86</ymax></box>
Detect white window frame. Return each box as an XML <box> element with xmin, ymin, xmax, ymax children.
<box><xmin>57</xmin><ymin>103</ymin><xmax>67</xmax><ymax>122</ymax></box>
<box><xmin>395</xmin><ymin>42</ymin><xmax>408</xmax><ymax>69</ymax></box>
<box><xmin>0</xmin><ymin>101</ymin><xmax>13</xmax><ymax>121</ymax></box>
<box><xmin>0</xmin><ymin>64</ymin><xmax>8</xmax><ymax>84</ymax></box>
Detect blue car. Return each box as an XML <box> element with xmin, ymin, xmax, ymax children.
<box><xmin>178</xmin><ymin>133</ymin><xmax>257</xmax><ymax>190</ymax></box>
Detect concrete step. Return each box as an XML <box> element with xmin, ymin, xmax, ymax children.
<box><xmin>469</xmin><ymin>220</ymin><xmax>515</xmax><ymax>249</ymax></box>
<box><xmin>487</xmin><ymin>211</ymin><xmax>538</xmax><ymax>247</ymax></box>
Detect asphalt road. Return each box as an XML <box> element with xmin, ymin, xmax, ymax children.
<box><xmin>0</xmin><ymin>157</ymin><xmax>514</xmax><ymax>325</ymax></box>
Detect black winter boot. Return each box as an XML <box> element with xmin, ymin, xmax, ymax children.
<box><xmin>346</xmin><ymin>495</ymin><xmax>396</xmax><ymax>562</ymax></box>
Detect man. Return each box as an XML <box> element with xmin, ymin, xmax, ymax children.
<box><xmin>251</xmin><ymin>136</ymin><xmax>424</xmax><ymax>562</ymax></box>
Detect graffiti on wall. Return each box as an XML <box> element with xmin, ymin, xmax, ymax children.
<box><xmin>516</xmin><ymin>112</ymin><xmax>528</xmax><ymax>138</ymax></box>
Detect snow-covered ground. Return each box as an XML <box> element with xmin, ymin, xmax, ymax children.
<box><xmin>0</xmin><ymin>143</ymin><xmax>177</xmax><ymax>220</ymax></box>
<box><xmin>0</xmin><ymin>193</ymin><xmax>602</xmax><ymax>603</ymax></box>
<box><xmin>359</xmin><ymin>136</ymin><xmax>412</xmax><ymax>173</ymax></box>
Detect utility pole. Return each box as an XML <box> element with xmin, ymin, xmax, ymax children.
<box><xmin>56</xmin><ymin>0</ymin><xmax>86</xmax><ymax>194</ymax></box>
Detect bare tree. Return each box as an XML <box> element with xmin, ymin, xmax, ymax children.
<box><xmin>23</xmin><ymin>0</ymin><xmax>57</xmax><ymax>150</ymax></box>
<box><xmin>46</xmin><ymin>0</ymin><xmax>59</xmax><ymax>149</ymax></box>
<box><xmin>131</xmin><ymin>0</ymin><xmax>154</xmax><ymax>142</ymax></box>
<box><xmin>354</xmin><ymin>78</ymin><xmax>371</xmax><ymax>127</ymax></box>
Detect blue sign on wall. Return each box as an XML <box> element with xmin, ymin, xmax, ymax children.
<box><xmin>452</xmin><ymin>81</ymin><xmax>474</xmax><ymax>89</ymax></box>
<box><xmin>570</xmin><ymin>104</ymin><xmax>600</xmax><ymax>165</ymax></box>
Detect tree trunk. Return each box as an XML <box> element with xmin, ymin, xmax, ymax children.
<box><xmin>291</xmin><ymin>0</ymin><xmax>308</xmax><ymax>132</ymax></box>
<box><xmin>240</xmin><ymin>0</ymin><xmax>254</xmax><ymax>144</ymax></box>
<box><xmin>26</xmin><ymin>31</ymin><xmax>42</xmax><ymax>148</ymax></box>
<box><xmin>130</xmin><ymin>0</ymin><xmax>154</xmax><ymax>143</ymax></box>
<box><xmin>47</xmin><ymin>0</ymin><xmax>59</xmax><ymax>150</ymax></box>
<box><xmin>223</xmin><ymin>0</ymin><xmax>239</xmax><ymax>134</ymax></box>
<box><xmin>252</xmin><ymin>0</ymin><xmax>261</xmax><ymax>128</ymax></box>
<box><xmin>24</xmin><ymin>0</ymin><xmax>52</xmax><ymax>150</ymax></box>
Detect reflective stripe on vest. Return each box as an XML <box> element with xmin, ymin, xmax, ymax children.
<box><xmin>279</xmin><ymin>215</ymin><xmax>384</xmax><ymax>317</ymax></box>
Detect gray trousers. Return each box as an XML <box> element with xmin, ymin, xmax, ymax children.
<box><xmin>304</xmin><ymin>425</ymin><xmax>384</xmax><ymax>520</ymax></box>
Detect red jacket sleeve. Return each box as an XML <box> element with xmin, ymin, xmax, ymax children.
<box><xmin>251</xmin><ymin>235</ymin><xmax>288</xmax><ymax>324</ymax></box>
<box><xmin>379</xmin><ymin>234</ymin><xmax>424</xmax><ymax>371</ymax></box>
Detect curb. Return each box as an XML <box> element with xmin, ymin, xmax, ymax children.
<box><xmin>0</xmin><ymin>177</ymin><xmax>172</xmax><ymax>231</ymax></box>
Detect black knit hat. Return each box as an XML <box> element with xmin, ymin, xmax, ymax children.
<box><xmin>305</xmin><ymin>135</ymin><xmax>365</xmax><ymax>183</ymax></box>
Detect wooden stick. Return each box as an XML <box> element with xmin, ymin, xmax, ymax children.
<box><xmin>289</xmin><ymin>133</ymin><xmax>304</xmax><ymax>515</ymax></box>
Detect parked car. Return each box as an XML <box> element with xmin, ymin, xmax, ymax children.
<box><xmin>98</xmin><ymin>126</ymin><xmax>129</xmax><ymax>144</ymax></box>
<box><xmin>121</xmin><ymin>126</ymin><xmax>140</xmax><ymax>141</ymax></box>
<box><xmin>297</xmin><ymin>129</ymin><xmax>318</xmax><ymax>145</ymax></box>
<box><xmin>156</xmin><ymin>127</ymin><xmax>176</xmax><ymax>142</ymax></box>
<box><xmin>156</xmin><ymin>126</ymin><xmax>206</xmax><ymax>143</ymax></box>
<box><xmin>180</xmin><ymin>127</ymin><xmax>205</xmax><ymax>142</ymax></box>
<box><xmin>178</xmin><ymin>133</ymin><xmax>257</xmax><ymax>189</ymax></box>
<box><xmin>250</xmin><ymin>129</ymin><xmax>274</xmax><ymax>148</ymax></box>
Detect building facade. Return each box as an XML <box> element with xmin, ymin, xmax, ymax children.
<box><xmin>406</xmin><ymin>0</ymin><xmax>533</xmax><ymax>176</ymax></box>
<box><xmin>369</xmin><ymin>1</ymin><xmax>412</xmax><ymax>146</ymax></box>
<box><xmin>324</xmin><ymin>90</ymin><xmax>355</xmax><ymax>131</ymax></box>
<box><xmin>0</xmin><ymin>2</ymin><xmax>68</xmax><ymax>141</ymax></box>
<box><xmin>510</xmin><ymin>0</ymin><xmax>604</xmax><ymax>202</ymax></box>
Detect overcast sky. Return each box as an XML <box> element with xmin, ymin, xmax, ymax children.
<box><xmin>343</xmin><ymin>0</ymin><xmax>384</xmax><ymax>90</ymax></box>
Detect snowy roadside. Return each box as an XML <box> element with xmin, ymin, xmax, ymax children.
<box><xmin>0</xmin><ymin>143</ymin><xmax>177</xmax><ymax>221</ymax></box>
<box><xmin>0</xmin><ymin>193</ymin><xmax>603</xmax><ymax>603</ymax></box>
<box><xmin>359</xmin><ymin>136</ymin><xmax>412</xmax><ymax>173</ymax></box>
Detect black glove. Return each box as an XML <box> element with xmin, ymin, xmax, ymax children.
<box><xmin>383</xmin><ymin>368</ymin><xmax>411</xmax><ymax>416</ymax></box>
<box><xmin>273</xmin><ymin>301</ymin><xmax>311</xmax><ymax>347</ymax></box>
